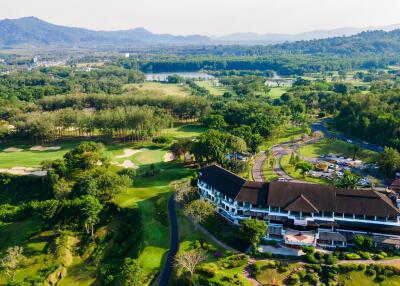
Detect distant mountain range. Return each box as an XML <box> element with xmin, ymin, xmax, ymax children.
<box><xmin>1</xmin><ymin>16</ymin><xmax>400</xmax><ymax>48</ymax></box>
<box><xmin>0</xmin><ymin>17</ymin><xmax>209</xmax><ymax>47</ymax></box>
<box><xmin>213</xmin><ymin>24</ymin><xmax>400</xmax><ymax>44</ymax></box>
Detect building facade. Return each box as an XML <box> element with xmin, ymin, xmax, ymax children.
<box><xmin>198</xmin><ymin>165</ymin><xmax>400</xmax><ymax>249</ymax></box>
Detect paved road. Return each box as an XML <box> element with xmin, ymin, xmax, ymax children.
<box><xmin>158</xmin><ymin>196</ymin><xmax>179</xmax><ymax>286</ymax></box>
<box><xmin>310</xmin><ymin>119</ymin><xmax>384</xmax><ymax>153</ymax></box>
<box><xmin>271</xmin><ymin>138</ymin><xmax>322</xmax><ymax>184</ymax></box>
<box><xmin>252</xmin><ymin>151</ymin><xmax>266</xmax><ymax>182</ymax></box>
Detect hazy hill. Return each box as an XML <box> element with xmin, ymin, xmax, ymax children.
<box><xmin>0</xmin><ymin>17</ymin><xmax>209</xmax><ymax>47</ymax></box>
<box><xmin>214</xmin><ymin>24</ymin><xmax>400</xmax><ymax>44</ymax></box>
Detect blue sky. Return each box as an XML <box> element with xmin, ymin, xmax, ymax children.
<box><xmin>1</xmin><ymin>0</ymin><xmax>400</xmax><ymax>35</ymax></box>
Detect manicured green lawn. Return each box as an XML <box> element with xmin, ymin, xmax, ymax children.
<box><xmin>160</xmin><ymin>124</ymin><xmax>206</xmax><ymax>139</ymax></box>
<box><xmin>338</xmin><ymin>270</ymin><xmax>400</xmax><ymax>286</ymax></box>
<box><xmin>268</xmin><ymin>87</ymin><xmax>288</xmax><ymax>99</ymax></box>
<box><xmin>114</xmin><ymin>164</ymin><xmax>196</xmax><ymax>283</ymax></box>
<box><xmin>297</xmin><ymin>138</ymin><xmax>378</xmax><ymax>163</ymax></box>
<box><xmin>124</xmin><ymin>82</ymin><xmax>191</xmax><ymax>97</ymax></box>
<box><xmin>0</xmin><ymin>124</ymin><xmax>205</xmax><ymax>168</ymax></box>
<box><xmin>194</xmin><ymin>80</ymin><xmax>231</xmax><ymax>96</ymax></box>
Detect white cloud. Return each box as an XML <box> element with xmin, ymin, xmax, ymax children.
<box><xmin>1</xmin><ymin>0</ymin><xmax>400</xmax><ymax>35</ymax></box>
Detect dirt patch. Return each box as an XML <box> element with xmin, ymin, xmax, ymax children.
<box><xmin>3</xmin><ymin>147</ymin><xmax>23</xmax><ymax>152</ymax></box>
<box><xmin>116</xmin><ymin>160</ymin><xmax>138</xmax><ymax>169</ymax></box>
<box><xmin>30</xmin><ymin>145</ymin><xmax>62</xmax><ymax>151</ymax></box>
<box><xmin>163</xmin><ymin>152</ymin><xmax>176</xmax><ymax>162</ymax></box>
<box><xmin>0</xmin><ymin>167</ymin><xmax>47</xmax><ymax>176</ymax></box>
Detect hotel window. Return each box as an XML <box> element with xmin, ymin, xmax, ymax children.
<box><xmin>302</xmin><ymin>212</ymin><xmax>312</xmax><ymax>217</ymax></box>
<box><xmin>344</xmin><ymin>213</ymin><xmax>354</xmax><ymax>219</ymax></box>
<box><xmin>291</xmin><ymin>211</ymin><xmax>300</xmax><ymax>217</ymax></box>
<box><xmin>271</xmin><ymin>207</ymin><xmax>279</xmax><ymax>212</ymax></box>
<box><xmin>355</xmin><ymin>214</ymin><xmax>364</xmax><ymax>220</ymax></box>
<box><xmin>323</xmin><ymin>211</ymin><xmax>333</xmax><ymax>217</ymax></box>
<box><xmin>365</xmin><ymin>215</ymin><xmax>375</xmax><ymax>221</ymax></box>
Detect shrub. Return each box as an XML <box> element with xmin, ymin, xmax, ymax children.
<box><xmin>357</xmin><ymin>251</ymin><xmax>371</xmax><ymax>260</ymax></box>
<box><xmin>345</xmin><ymin>253</ymin><xmax>361</xmax><ymax>260</ymax></box>
<box><xmin>305</xmin><ymin>254</ymin><xmax>318</xmax><ymax>264</ymax></box>
<box><xmin>302</xmin><ymin>245</ymin><xmax>315</xmax><ymax>254</ymax></box>
<box><xmin>306</xmin><ymin>264</ymin><xmax>322</xmax><ymax>273</ymax></box>
<box><xmin>262</xmin><ymin>261</ymin><xmax>277</xmax><ymax>269</ymax></box>
<box><xmin>372</xmin><ymin>254</ymin><xmax>384</xmax><ymax>260</ymax></box>
<box><xmin>339</xmin><ymin>264</ymin><xmax>358</xmax><ymax>273</ymax></box>
<box><xmin>380</xmin><ymin>251</ymin><xmax>388</xmax><ymax>258</ymax></box>
<box><xmin>277</xmin><ymin>265</ymin><xmax>289</xmax><ymax>273</ymax></box>
<box><xmin>357</xmin><ymin>264</ymin><xmax>366</xmax><ymax>271</ymax></box>
<box><xmin>152</xmin><ymin>136</ymin><xmax>172</xmax><ymax>144</ymax></box>
<box><xmin>220</xmin><ymin>254</ymin><xmax>248</xmax><ymax>269</ymax></box>
<box><xmin>289</xmin><ymin>273</ymin><xmax>300</xmax><ymax>285</ymax></box>
<box><xmin>197</xmin><ymin>264</ymin><xmax>217</xmax><ymax>278</ymax></box>
<box><xmin>365</xmin><ymin>268</ymin><xmax>376</xmax><ymax>277</ymax></box>
<box><xmin>297</xmin><ymin>269</ymin><xmax>307</xmax><ymax>279</ymax></box>
<box><xmin>376</xmin><ymin>274</ymin><xmax>387</xmax><ymax>282</ymax></box>
<box><xmin>250</xmin><ymin>264</ymin><xmax>261</xmax><ymax>277</ymax></box>
<box><xmin>305</xmin><ymin>272</ymin><xmax>319</xmax><ymax>284</ymax></box>
<box><xmin>324</xmin><ymin>253</ymin><xmax>337</xmax><ymax>265</ymax></box>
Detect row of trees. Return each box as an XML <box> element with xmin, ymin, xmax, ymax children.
<box><xmin>0</xmin><ymin>66</ymin><xmax>145</xmax><ymax>101</ymax></box>
<box><xmin>39</xmin><ymin>93</ymin><xmax>211</xmax><ymax>120</ymax></box>
<box><xmin>8</xmin><ymin>106</ymin><xmax>172</xmax><ymax>142</ymax></box>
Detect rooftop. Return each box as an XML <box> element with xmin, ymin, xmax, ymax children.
<box><xmin>199</xmin><ymin>165</ymin><xmax>400</xmax><ymax>218</ymax></box>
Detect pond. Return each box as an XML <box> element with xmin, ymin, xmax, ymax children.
<box><xmin>145</xmin><ymin>72</ymin><xmax>214</xmax><ymax>82</ymax></box>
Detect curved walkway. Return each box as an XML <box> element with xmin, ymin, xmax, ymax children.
<box><xmin>158</xmin><ymin>196</ymin><xmax>179</xmax><ymax>286</ymax></box>
<box><xmin>252</xmin><ymin>151</ymin><xmax>266</xmax><ymax>182</ymax></box>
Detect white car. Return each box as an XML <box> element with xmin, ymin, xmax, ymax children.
<box><xmin>278</xmin><ymin>177</ymin><xmax>288</xmax><ymax>182</ymax></box>
<box><xmin>346</xmin><ymin>139</ymin><xmax>353</xmax><ymax>143</ymax></box>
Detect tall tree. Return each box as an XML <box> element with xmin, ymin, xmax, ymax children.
<box><xmin>378</xmin><ymin>147</ymin><xmax>400</xmax><ymax>178</ymax></box>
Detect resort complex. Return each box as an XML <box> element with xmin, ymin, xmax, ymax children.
<box><xmin>198</xmin><ymin>165</ymin><xmax>400</xmax><ymax>249</ymax></box>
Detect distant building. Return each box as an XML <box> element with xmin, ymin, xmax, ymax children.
<box><xmin>124</xmin><ymin>53</ymin><xmax>130</xmax><ymax>58</ymax></box>
<box><xmin>198</xmin><ymin>165</ymin><xmax>400</xmax><ymax>249</ymax></box>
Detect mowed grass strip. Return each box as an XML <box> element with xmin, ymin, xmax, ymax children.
<box><xmin>297</xmin><ymin>138</ymin><xmax>378</xmax><ymax>163</ymax></box>
<box><xmin>124</xmin><ymin>82</ymin><xmax>191</xmax><ymax>97</ymax></box>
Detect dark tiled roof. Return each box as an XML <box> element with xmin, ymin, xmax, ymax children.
<box><xmin>318</xmin><ymin>232</ymin><xmax>347</xmax><ymax>242</ymax></box>
<box><xmin>284</xmin><ymin>194</ymin><xmax>320</xmax><ymax>213</ymax></box>
<box><xmin>199</xmin><ymin>165</ymin><xmax>400</xmax><ymax>218</ymax></box>
<box><xmin>199</xmin><ymin>165</ymin><xmax>246</xmax><ymax>199</ymax></box>
<box><xmin>335</xmin><ymin>189</ymin><xmax>399</xmax><ymax>217</ymax></box>
<box><xmin>236</xmin><ymin>181</ymin><xmax>268</xmax><ymax>206</ymax></box>
<box><xmin>268</xmin><ymin>181</ymin><xmax>336</xmax><ymax>213</ymax></box>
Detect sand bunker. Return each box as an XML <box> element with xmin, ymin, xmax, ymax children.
<box><xmin>0</xmin><ymin>167</ymin><xmax>47</xmax><ymax>176</ymax></box>
<box><xmin>30</xmin><ymin>146</ymin><xmax>62</xmax><ymax>151</ymax></box>
<box><xmin>163</xmin><ymin>152</ymin><xmax>176</xmax><ymax>162</ymax></box>
<box><xmin>113</xmin><ymin>160</ymin><xmax>138</xmax><ymax>169</ymax></box>
<box><xmin>3</xmin><ymin>147</ymin><xmax>23</xmax><ymax>152</ymax></box>
<box><xmin>115</xmin><ymin>147</ymin><xmax>149</xmax><ymax>159</ymax></box>
<box><xmin>116</xmin><ymin>149</ymin><xmax>141</xmax><ymax>158</ymax></box>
